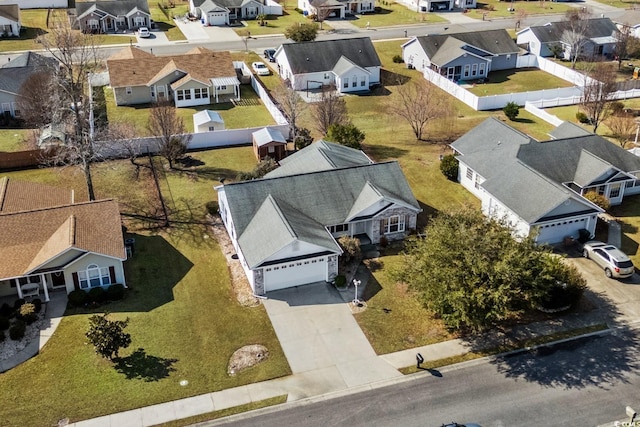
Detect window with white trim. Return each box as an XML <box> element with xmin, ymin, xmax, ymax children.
<box><xmin>464</xmin><ymin>64</ymin><xmax>470</xmax><ymax>78</ymax></box>
<box><xmin>78</xmin><ymin>264</ymin><xmax>111</xmax><ymax>289</ymax></box>
<box><xmin>360</xmin><ymin>76</ymin><xmax>366</xmax><ymax>87</ymax></box>
<box><xmin>134</xmin><ymin>16</ymin><xmax>145</xmax><ymax>26</ymax></box>
<box><xmin>329</xmin><ymin>224</ymin><xmax>349</xmax><ymax>233</ymax></box>
<box><xmin>479</xmin><ymin>63</ymin><xmax>486</xmax><ymax>76</ymax></box>
<box><xmin>343</xmin><ymin>78</ymin><xmax>349</xmax><ymax>89</ymax></box>
<box><xmin>208</xmin><ymin>126</ymin><xmax>215</xmax><ymax>131</ymax></box>
<box><xmin>471</xmin><ymin>63</ymin><xmax>478</xmax><ymax>76</ymax></box>
<box><xmin>88</xmin><ymin>19</ymin><xmax>99</xmax><ymax>29</ymax></box>
<box><xmin>352</xmin><ymin>75</ymin><xmax>357</xmax><ymax>87</ymax></box>
<box><xmin>381</xmin><ymin>215</ymin><xmax>405</xmax><ymax>234</ymax></box>
<box><xmin>610</xmin><ymin>184</ymin><xmax>621</xmax><ymax>198</ymax></box>
<box><xmin>12</xmin><ymin>103</ymin><xmax>20</xmax><ymax>117</ymax></box>
<box><xmin>466</xmin><ymin>167</ymin><xmax>473</xmax><ymax>180</ymax></box>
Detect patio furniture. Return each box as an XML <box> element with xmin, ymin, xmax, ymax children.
<box><xmin>21</xmin><ymin>283</ymin><xmax>40</xmax><ymax>298</ymax></box>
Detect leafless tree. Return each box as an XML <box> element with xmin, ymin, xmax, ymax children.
<box><xmin>515</xmin><ymin>9</ymin><xmax>528</xmax><ymax>31</ymax></box>
<box><xmin>147</xmin><ymin>100</ymin><xmax>192</xmax><ymax>169</ymax></box>
<box><xmin>37</xmin><ymin>17</ymin><xmax>103</xmax><ymax>200</ymax></box>
<box><xmin>580</xmin><ymin>62</ymin><xmax>618</xmax><ymax>133</ymax></box>
<box><xmin>310</xmin><ymin>0</ymin><xmax>333</xmax><ymax>30</ymax></box>
<box><xmin>108</xmin><ymin>121</ymin><xmax>148</xmax><ymax>178</ymax></box>
<box><xmin>615</xmin><ymin>24</ymin><xmax>632</xmax><ymax>70</ymax></box>
<box><xmin>606</xmin><ymin>115</ymin><xmax>637</xmax><ymax>148</ymax></box>
<box><xmin>273</xmin><ymin>82</ymin><xmax>307</xmax><ymax>141</ymax></box>
<box><xmin>388</xmin><ymin>77</ymin><xmax>451</xmax><ymax>141</ymax></box>
<box><xmin>16</xmin><ymin>71</ymin><xmax>57</xmax><ymax>129</ymax></box>
<box><xmin>562</xmin><ymin>9</ymin><xmax>592</xmax><ymax>69</ymax></box>
<box><xmin>313</xmin><ymin>86</ymin><xmax>348</xmax><ymax>136</ymax></box>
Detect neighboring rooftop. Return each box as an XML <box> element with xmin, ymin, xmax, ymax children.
<box><xmin>280</xmin><ymin>37</ymin><xmax>381</xmax><ymax>74</ymax></box>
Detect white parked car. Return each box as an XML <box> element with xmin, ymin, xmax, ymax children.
<box><xmin>252</xmin><ymin>62</ymin><xmax>270</xmax><ymax>76</ymax></box>
<box><xmin>583</xmin><ymin>241</ymin><xmax>635</xmax><ymax>279</ymax></box>
<box><xmin>138</xmin><ymin>27</ymin><xmax>151</xmax><ymax>38</ymax></box>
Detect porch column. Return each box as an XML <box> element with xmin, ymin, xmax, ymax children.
<box><xmin>40</xmin><ymin>273</ymin><xmax>50</xmax><ymax>302</ymax></box>
<box><xmin>215</xmin><ymin>86</ymin><xmax>219</xmax><ymax>103</ymax></box>
<box><xmin>15</xmin><ymin>278</ymin><xmax>23</xmax><ymax>299</ymax></box>
<box><xmin>235</xmin><ymin>84</ymin><xmax>240</xmax><ymax>101</ymax></box>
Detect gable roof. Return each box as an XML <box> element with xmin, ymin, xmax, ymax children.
<box><xmin>107</xmin><ymin>47</ymin><xmax>235</xmax><ymax>88</ymax></box>
<box><xmin>222</xmin><ymin>161</ymin><xmax>420</xmax><ymax>267</ymax></box>
<box><xmin>76</xmin><ymin>0</ymin><xmax>150</xmax><ymax>19</ymax></box>
<box><xmin>252</xmin><ymin>127</ymin><xmax>286</xmax><ymax>146</ymax></box>
<box><xmin>525</xmin><ymin>18</ymin><xmax>618</xmax><ymax>44</ymax></box>
<box><xmin>411</xmin><ymin>29</ymin><xmax>519</xmax><ymax>66</ymax></box>
<box><xmin>265</xmin><ymin>140</ymin><xmax>372</xmax><ymax>178</ymax></box>
<box><xmin>0</xmin><ymin>4</ymin><xmax>19</xmax><ymax>22</ymax></box>
<box><xmin>0</xmin><ymin>178</ymin><xmax>125</xmax><ymax>279</ymax></box>
<box><xmin>193</xmin><ymin>110</ymin><xmax>224</xmax><ymax>126</ymax></box>
<box><xmin>0</xmin><ymin>52</ymin><xmax>58</xmax><ymax>95</ymax></box>
<box><xmin>281</xmin><ymin>37</ymin><xmax>381</xmax><ymax>75</ymax></box>
<box><xmin>548</xmin><ymin>121</ymin><xmax>593</xmax><ymax>139</ymax></box>
<box><xmin>108</xmin><ymin>46</ymin><xmax>155</xmax><ymax>60</ymax></box>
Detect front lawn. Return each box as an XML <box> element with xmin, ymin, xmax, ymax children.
<box><xmin>350</xmin><ymin>2</ymin><xmax>446</xmax><ymax>28</ymax></box>
<box><xmin>0</xmin><ymin>154</ymin><xmax>289</xmax><ymax>427</ymax></box>
<box><xmin>611</xmin><ymin>195</ymin><xmax>640</xmax><ymax>266</ymax></box>
<box><xmin>588</xmin><ymin>0</ymin><xmax>638</xmax><ymax>8</ymax></box>
<box><xmin>103</xmin><ymin>85</ymin><xmax>276</xmax><ymax>133</ymax></box>
<box><xmin>149</xmin><ymin>3</ymin><xmax>189</xmax><ymax>41</ymax></box>
<box><xmin>234</xmin><ymin>10</ymin><xmax>331</xmax><ymax>36</ymax></box>
<box><xmin>467</xmin><ymin>68</ymin><xmax>575</xmax><ymax>96</ymax></box>
<box><xmin>469</xmin><ymin>0</ymin><xmax>573</xmax><ymax>19</ymax></box>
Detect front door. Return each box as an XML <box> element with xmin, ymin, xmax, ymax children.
<box><xmin>50</xmin><ymin>272</ymin><xmax>66</xmax><ymax>288</ymax></box>
<box><xmin>354</xmin><ymin>222</ymin><xmax>366</xmax><ymax>235</ymax></box>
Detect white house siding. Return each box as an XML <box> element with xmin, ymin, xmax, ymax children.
<box><xmin>517</xmin><ymin>30</ymin><xmax>549</xmax><ymax>57</ymax></box>
<box><xmin>173</xmin><ymin>80</ymin><xmax>211</xmax><ymax>108</ymax></box>
<box><xmin>483</xmin><ymin>196</ymin><xmax>531</xmax><ymax>240</ymax></box>
<box><xmin>262</xmin><ymin>240</ymin><xmax>336</xmax><ymax>263</ymax></box>
<box><xmin>534</xmin><ymin>214</ymin><xmax>597</xmax><ymax>244</ymax></box>
<box><xmin>336</xmin><ymin>69</ymin><xmax>370</xmax><ymax>93</ymax></box>
<box><xmin>0</xmin><ymin>0</ymin><xmax>66</xmax><ymax>8</ymax></box>
<box><xmin>403</xmin><ymin>40</ymin><xmax>431</xmax><ymax>71</ymax></box>
<box><xmin>262</xmin><ymin>255</ymin><xmax>329</xmax><ymax>292</ymax></box>
<box><xmin>64</xmin><ymin>252</ymin><xmax>126</xmax><ymax>294</ymax></box>
<box><xmin>291</xmin><ymin>71</ymin><xmax>333</xmax><ymax>91</ymax></box>
<box><xmin>458</xmin><ymin>161</ymin><xmax>486</xmax><ymax>199</ymax></box>
<box><xmin>0</xmin><ymin>15</ymin><xmax>19</xmax><ymax>36</ymax></box>
<box><xmin>207</xmin><ymin>12</ymin><xmax>228</xmax><ymax>26</ymax></box>
<box><xmin>263</xmin><ymin>0</ymin><xmax>283</xmax><ymax>15</ymax></box>
<box><xmin>366</xmin><ymin>66</ymin><xmax>380</xmax><ymax>85</ymax></box>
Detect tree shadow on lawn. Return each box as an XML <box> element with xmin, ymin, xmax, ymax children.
<box><xmin>364</xmin><ymin>144</ymin><xmax>409</xmax><ymax>162</ymax></box>
<box><xmin>511</xmin><ymin>117</ymin><xmax>534</xmax><ymax>124</ymax></box>
<box><xmin>114</xmin><ymin>348</ymin><xmax>178</xmax><ymax>381</ymax></box>
<box><xmin>380</xmin><ymin>69</ymin><xmax>411</xmax><ymax>87</ymax></box>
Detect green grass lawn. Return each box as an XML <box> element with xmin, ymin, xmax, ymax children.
<box><xmin>0</xmin><ymin>156</ymin><xmax>290</xmax><ymax>427</ymax></box>
<box><xmin>350</xmin><ymin>2</ymin><xmax>446</xmax><ymax>28</ymax></box>
<box><xmin>149</xmin><ymin>3</ymin><xmax>189</xmax><ymax>41</ymax></box>
<box><xmin>551</xmin><ymin>58</ymin><xmax>640</xmax><ymax>83</ymax></box>
<box><xmin>611</xmin><ymin>195</ymin><xmax>640</xmax><ymax>266</ymax></box>
<box><xmin>0</xmin><ymin>9</ymin><xmax>47</xmax><ymax>52</ymax></box>
<box><xmin>235</xmin><ymin>10</ymin><xmax>332</xmax><ymax>36</ymax></box>
<box><xmin>0</xmin><ymin>129</ymin><xmax>34</xmax><ymax>152</ymax></box>
<box><xmin>588</xmin><ymin>0</ymin><xmax>638</xmax><ymax>8</ymax></box>
<box><xmin>467</xmin><ymin>68</ymin><xmax>574</xmax><ymax>96</ymax></box>
<box><xmin>469</xmin><ymin>0</ymin><xmax>573</xmax><ymax>19</ymax></box>
<box><xmin>103</xmin><ymin>85</ymin><xmax>276</xmax><ymax>133</ymax></box>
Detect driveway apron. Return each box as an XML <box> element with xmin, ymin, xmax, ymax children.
<box><xmin>263</xmin><ymin>282</ymin><xmax>402</xmax><ymax>390</ymax></box>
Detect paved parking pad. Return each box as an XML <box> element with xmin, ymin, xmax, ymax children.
<box><xmin>263</xmin><ymin>283</ymin><xmax>402</xmax><ymax>389</ymax></box>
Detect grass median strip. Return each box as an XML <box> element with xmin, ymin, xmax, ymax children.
<box><xmin>398</xmin><ymin>323</ymin><xmax>608</xmax><ymax>375</ymax></box>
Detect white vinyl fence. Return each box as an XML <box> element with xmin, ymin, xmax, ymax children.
<box><xmin>0</xmin><ymin>0</ymin><xmax>67</xmax><ymax>8</ymax></box>
<box><xmin>524</xmin><ymin>101</ymin><xmax>564</xmax><ymax>127</ymax></box>
<box><xmin>536</xmin><ymin>56</ymin><xmax>594</xmax><ymax>86</ymax></box>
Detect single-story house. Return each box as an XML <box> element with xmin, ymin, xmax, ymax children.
<box><xmin>252</xmin><ymin>127</ymin><xmax>287</xmax><ymax>161</ymax></box>
<box><xmin>189</xmin><ymin>0</ymin><xmax>281</xmax><ymax>26</ymax></box>
<box><xmin>193</xmin><ymin>110</ymin><xmax>225</xmax><ymax>133</ymax></box>
<box><xmin>402</xmin><ymin>29</ymin><xmax>519</xmax><ymax>79</ymax></box>
<box><xmin>613</xmin><ymin>11</ymin><xmax>640</xmax><ymax>38</ymax></box>
<box><xmin>297</xmin><ymin>0</ymin><xmax>374</xmax><ymax>18</ymax></box>
<box><xmin>516</xmin><ymin>17</ymin><xmax>619</xmax><ymax>60</ymax></box>
<box><xmin>216</xmin><ymin>141</ymin><xmax>421</xmax><ymax>294</ymax></box>
<box><xmin>274</xmin><ymin>37</ymin><xmax>381</xmax><ymax>94</ymax></box>
<box><xmin>0</xmin><ymin>177</ymin><xmax>127</xmax><ymax>301</ymax></box>
<box><xmin>107</xmin><ymin>46</ymin><xmax>240</xmax><ymax>107</ymax></box>
<box><xmin>75</xmin><ymin>0</ymin><xmax>151</xmax><ymax>33</ymax></box>
<box><xmin>0</xmin><ymin>51</ymin><xmax>58</xmax><ymax>118</ymax></box>
<box><xmin>452</xmin><ymin>117</ymin><xmax>640</xmax><ymax>244</ymax></box>
<box><xmin>0</xmin><ymin>4</ymin><xmax>20</xmax><ymax>36</ymax></box>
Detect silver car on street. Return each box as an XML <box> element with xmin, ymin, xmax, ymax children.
<box><xmin>582</xmin><ymin>241</ymin><xmax>635</xmax><ymax>279</ymax></box>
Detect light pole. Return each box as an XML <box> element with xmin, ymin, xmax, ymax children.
<box><xmin>353</xmin><ymin>279</ymin><xmax>361</xmax><ymax>305</ymax></box>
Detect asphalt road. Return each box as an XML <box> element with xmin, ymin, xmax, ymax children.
<box><xmin>208</xmin><ymin>330</ymin><xmax>640</xmax><ymax>427</ymax></box>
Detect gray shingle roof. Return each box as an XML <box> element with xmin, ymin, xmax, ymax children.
<box><xmin>265</xmin><ymin>140</ymin><xmax>372</xmax><ymax>178</ymax></box>
<box><xmin>548</xmin><ymin>121</ymin><xmax>592</xmax><ymax>139</ymax></box>
<box><xmin>76</xmin><ymin>0</ymin><xmax>150</xmax><ymax>17</ymax></box>
<box><xmin>0</xmin><ymin>52</ymin><xmax>58</xmax><ymax>95</ymax></box>
<box><xmin>223</xmin><ymin>161</ymin><xmax>420</xmax><ymax>267</ymax></box>
<box><xmin>252</xmin><ymin>127</ymin><xmax>286</xmax><ymax>147</ymax></box>
<box><xmin>526</xmin><ymin>18</ymin><xmax>618</xmax><ymax>44</ymax></box>
<box><xmin>281</xmin><ymin>37</ymin><xmax>381</xmax><ymax>75</ymax></box>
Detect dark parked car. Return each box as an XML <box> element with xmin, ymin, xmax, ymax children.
<box><xmin>263</xmin><ymin>48</ymin><xmax>276</xmax><ymax>62</ymax></box>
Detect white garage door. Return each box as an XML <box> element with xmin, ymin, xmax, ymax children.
<box><xmin>264</xmin><ymin>258</ymin><xmax>327</xmax><ymax>292</ymax></box>
<box><xmin>208</xmin><ymin>12</ymin><xmax>226</xmax><ymax>25</ymax></box>
<box><xmin>536</xmin><ymin>217</ymin><xmax>590</xmax><ymax>244</ymax></box>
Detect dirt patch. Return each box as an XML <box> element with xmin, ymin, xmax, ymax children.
<box><xmin>208</xmin><ymin>214</ymin><xmax>260</xmax><ymax>307</ymax></box>
<box><xmin>227</xmin><ymin>344</ymin><xmax>269</xmax><ymax>376</ymax></box>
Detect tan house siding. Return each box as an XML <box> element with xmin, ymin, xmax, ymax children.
<box><xmin>114</xmin><ymin>85</ymin><xmax>152</xmax><ymax>105</ymax></box>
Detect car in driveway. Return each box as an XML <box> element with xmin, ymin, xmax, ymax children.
<box><xmin>582</xmin><ymin>241</ymin><xmax>635</xmax><ymax>279</ymax></box>
<box><xmin>138</xmin><ymin>27</ymin><xmax>150</xmax><ymax>38</ymax></box>
<box><xmin>263</xmin><ymin>48</ymin><xmax>276</xmax><ymax>62</ymax></box>
<box><xmin>252</xmin><ymin>61</ymin><xmax>270</xmax><ymax>76</ymax></box>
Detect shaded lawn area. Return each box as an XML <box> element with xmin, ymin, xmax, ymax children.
<box><xmin>467</xmin><ymin>68</ymin><xmax>574</xmax><ymax>96</ymax></box>
<box><xmin>0</xmin><ymin>129</ymin><xmax>34</xmax><ymax>152</ymax></box>
<box><xmin>355</xmin><ymin>253</ymin><xmax>455</xmax><ymax>354</ymax></box>
<box><xmin>469</xmin><ymin>0</ymin><xmax>573</xmax><ymax>19</ymax></box>
<box><xmin>349</xmin><ymin>2</ymin><xmax>446</xmax><ymax>28</ymax></box>
<box><xmin>235</xmin><ymin>10</ymin><xmax>332</xmax><ymax>36</ymax></box>
<box><xmin>149</xmin><ymin>4</ymin><xmax>189</xmax><ymax>41</ymax></box>
<box><xmin>0</xmin><ymin>159</ymin><xmax>290</xmax><ymax>427</ymax></box>
<box><xmin>551</xmin><ymin>58</ymin><xmax>638</xmax><ymax>83</ymax></box>
<box><xmin>103</xmin><ymin>85</ymin><xmax>276</xmax><ymax>133</ymax></box>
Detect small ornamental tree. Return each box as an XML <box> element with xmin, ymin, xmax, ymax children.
<box><xmin>583</xmin><ymin>190</ymin><xmax>611</xmax><ymax>211</ymax></box>
<box><xmin>86</xmin><ymin>313</ymin><xmax>132</xmax><ymax>361</ymax></box>
<box><xmin>503</xmin><ymin>102</ymin><xmax>520</xmax><ymax>121</ymax></box>
<box><xmin>337</xmin><ymin>235</ymin><xmax>361</xmax><ymax>264</ymax></box>
<box><xmin>327</xmin><ymin>123</ymin><xmax>365</xmax><ymax>149</ymax></box>
<box><xmin>236</xmin><ymin>157</ymin><xmax>279</xmax><ymax>180</ymax></box>
<box><xmin>294</xmin><ymin>128</ymin><xmax>313</xmax><ymax>150</ymax></box>
<box><xmin>284</xmin><ymin>22</ymin><xmax>318</xmax><ymax>42</ymax></box>
<box><xmin>439</xmin><ymin>154</ymin><xmax>459</xmax><ymax>181</ymax></box>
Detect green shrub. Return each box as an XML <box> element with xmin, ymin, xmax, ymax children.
<box><xmin>0</xmin><ymin>330</ymin><xmax>5</xmax><ymax>342</ymax></box>
<box><xmin>68</xmin><ymin>289</ymin><xmax>88</xmax><ymax>308</ymax></box>
<box><xmin>540</xmin><ymin>282</ymin><xmax>584</xmax><ymax>310</ymax></box>
<box><xmin>106</xmin><ymin>284</ymin><xmax>125</xmax><ymax>301</ymax></box>
<box><xmin>0</xmin><ymin>303</ymin><xmax>12</xmax><ymax>318</ymax></box>
<box><xmin>392</xmin><ymin>54</ymin><xmax>404</xmax><ymax>63</ymax></box>
<box><xmin>13</xmin><ymin>298</ymin><xmax>25</xmax><ymax>310</ymax></box>
<box><xmin>88</xmin><ymin>287</ymin><xmax>107</xmax><ymax>304</ymax></box>
<box><xmin>32</xmin><ymin>298</ymin><xmax>42</xmax><ymax>313</ymax></box>
<box><xmin>205</xmin><ymin>201</ymin><xmax>219</xmax><ymax>216</ymax></box>
<box><xmin>576</xmin><ymin>111</ymin><xmax>590</xmax><ymax>124</ymax></box>
<box><xmin>9</xmin><ymin>320</ymin><xmax>25</xmax><ymax>340</ymax></box>
<box><xmin>503</xmin><ymin>102</ymin><xmax>519</xmax><ymax>121</ymax></box>
<box><xmin>0</xmin><ymin>316</ymin><xmax>9</xmax><ymax>331</ymax></box>
<box><xmin>334</xmin><ymin>275</ymin><xmax>347</xmax><ymax>288</ymax></box>
<box><xmin>583</xmin><ymin>190</ymin><xmax>610</xmax><ymax>210</ymax></box>
<box><xmin>440</xmin><ymin>154</ymin><xmax>459</xmax><ymax>181</ymax></box>
<box><xmin>86</xmin><ymin>313</ymin><xmax>132</xmax><ymax>360</ymax></box>
<box><xmin>338</xmin><ymin>235</ymin><xmax>362</xmax><ymax>263</ymax></box>
<box><xmin>18</xmin><ymin>303</ymin><xmax>37</xmax><ymax>325</ymax></box>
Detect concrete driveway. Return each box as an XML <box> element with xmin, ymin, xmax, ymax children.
<box><xmin>263</xmin><ymin>283</ymin><xmax>401</xmax><ymax>391</ymax></box>
<box><xmin>567</xmin><ymin>255</ymin><xmax>640</xmax><ymax>324</ymax></box>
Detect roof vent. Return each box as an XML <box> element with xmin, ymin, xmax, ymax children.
<box><xmin>306</xmin><ymin>57</ymin><xmax>309</xmax><ymax>61</ymax></box>
<box><xmin>359</xmin><ymin>49</ymin><xmax>362</xmax><ymax>53</ymax></box>
<box><xmin>496</xmin><ymin>40</ymin><xmax>499</xmax><ymax>44</ymax></box>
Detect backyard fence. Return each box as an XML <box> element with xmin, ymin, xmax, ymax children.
<box><xmin>516</xmin><ymin>54</ymin><xmax>538</xmax><ymax>69</ymax></box>
<box><xmin>536</xmin><ymin>56</ymin><xmax>595</xmax><ymax>86</ymax></box>
<box><xmin>524</xmin><ymin>101</ymin><xmax>564</xmax><ymax>127</ymax></box>
<box><xmin>0</xmin><ymin>149</ymin><xmax>56</xmax><ymax>171</ymax></box>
